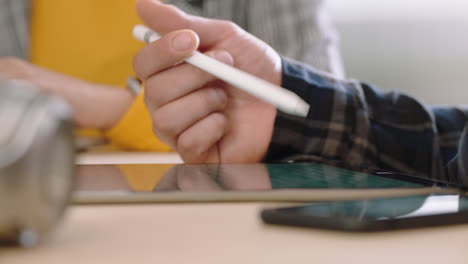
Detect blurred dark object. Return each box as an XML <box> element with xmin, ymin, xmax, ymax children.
<box><xmin>0</xmin><ymin>79</ymin><xmax>75</xmax><ymax>247</ymax></box>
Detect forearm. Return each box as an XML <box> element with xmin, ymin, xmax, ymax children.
<box><xmin>0</xmin><ymin>57</ymin><xmax>133</xmax><ymax>129</ymax></box>
<box><xmin>32</xmin><ymin>68</ymin><xmax>133</xmax><ymax>129</ymax></box>
<box><xmin>264</xmin><ymin>57</ymin><xmax>450</xmax><ymax>179</ymax></box>
<box><xmin>431</xmin><ymin>106</ymin><xmax>468</xmax><ymax>165</ymax></box>
<box><xmin>265</xmin><ymin>57</ymin><xmax>367</xmax><ymax>165</ymax></box>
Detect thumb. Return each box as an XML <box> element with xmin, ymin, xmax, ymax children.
<box><xmin>136</xmin><ymin>0</ymin><xmax>237</xmax><ymax>49</ymax></box>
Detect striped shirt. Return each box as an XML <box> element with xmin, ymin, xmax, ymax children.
<box><xmin>266</xmin><ymin>57</ymin><xmax>468</xmax><ymax>187</ymax></box>
<box><xmin>167</xmin><ymin>0</ymin><xmax>345</xmax><ymax>77</ymax></box>
<box><xmin>2</xmin><ymin>0</ymin><xmax>344</xmax><ymax>77</ymax></box>
<box><xmin>0</xmin><ymin>0</ymin><xmax>29</xmax><ymax>59</ymax></box>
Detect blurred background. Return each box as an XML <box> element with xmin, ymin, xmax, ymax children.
<box><xmin>327</xmin><ymin>0</ymin><xmax>468</xmax><ymax>104</ymax></box>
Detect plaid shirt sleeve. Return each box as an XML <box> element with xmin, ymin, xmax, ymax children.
<box><xmin>265</xmin><ymin>57</ymin><xmax>468</xmax><ymax>185</ymax></box>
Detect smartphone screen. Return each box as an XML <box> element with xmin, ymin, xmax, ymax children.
<box><xmin>261</xmin><ymin>194</ymin><xmax>468</xmax><ymax>231</ymax></box>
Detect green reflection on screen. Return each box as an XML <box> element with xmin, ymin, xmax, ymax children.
<box><xmin>267</xmin><ymin>163</ymin><xmax>423</xmax><ymax>189</ymax></box>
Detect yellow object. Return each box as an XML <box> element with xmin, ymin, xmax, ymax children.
<box><xmin>119</xmin><ymin>164</ymin><xmax>174</xmax><ymax>192</ymax></box>
<box><xmin>30</xmin><ymin>0</ymin><xmax>170</xmax><ymax>151</ymax></box>
<box><xmin>106</xmin><ymin>92</ymin><xmax>172</xmax><ymax>151</ymax></box>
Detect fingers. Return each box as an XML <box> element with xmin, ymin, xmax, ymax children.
<box><xmin>142</xmin><ymin>46</ymin><xmax>234</xmax><ymax>160</ymax></box>
<box><xmin>176</xmin><ymin>165</ymin><xmax>223</xmax><ymax>191</ymax></box>
<box><xmin>133</xmin><ymin>29</ymin><xmax>199</xmax><ymax>80</ymax></box>
<box><xmin>177</xmin><ymin>112</ymin><xmax>228</xmax><ymax>163</ymax></box>
<box><xmin>140</xmin><ymin>46</ymin><xmax>234</xmax><ymax>157</ymax></box>
<box><xmin>151</xmin><ymin>87</ymin><xmax>228</xmax><ymax>147</ymax></box>
<box><xmin>136</xmin><ymin>0</ymin><xmax>239</xmax><ymax>48</ymax></box>
<box><xmin>144</xmin><ymin>50</ymin><xmax>234</xmax><ymax>109</ymax></box>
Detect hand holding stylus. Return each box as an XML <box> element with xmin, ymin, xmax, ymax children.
<box><xmin>133</xmin><ymin>0</ymin><xmax>299</xmax><ymax>163</ymax></box>
<box><xmin>133</xmin><ymin>25</ymin><xmax>309</xmax><ymax>117</ymax></box>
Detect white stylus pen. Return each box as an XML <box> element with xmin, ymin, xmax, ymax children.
<box><xmin>132</xmin><ymin>25</ymin><xmax>310</xmax><ymax>117</ymax></box>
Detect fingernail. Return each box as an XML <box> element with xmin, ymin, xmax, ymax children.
<box><xmin>172</xmin><ymin>32</ymin><xmax>194</xmax><ymax>51</ymax></box>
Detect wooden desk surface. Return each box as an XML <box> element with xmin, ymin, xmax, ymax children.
<box><xmin>3</xmin><ymin>152</ymin><xmax>468</xmax><ymax>263</ymax></box>
<box><xmin>76</xmin><ymin>151</ymin><xmax>183</xmax><ymax>165</ymax></box>
<box><xmin>2</xmin><ymin>203</ymin><xmax>468</xmax><ymax>264</ymax></box>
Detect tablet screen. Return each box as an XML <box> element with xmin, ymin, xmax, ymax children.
<box><xmin>74</xmin><ymin>163</ymin><xmax>458</xmax><ymax>203</ymax></box>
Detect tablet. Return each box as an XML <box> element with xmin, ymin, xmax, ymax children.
<box><xmin>73</xmin><ymin>163</ymin><xmax>461</xmax><ymax>204</ymax></box>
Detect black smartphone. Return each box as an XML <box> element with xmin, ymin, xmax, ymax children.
<box><xmin>261</xmin><ymin>194</ymin><xmax>468</xmax><ymax>231</ymax></box>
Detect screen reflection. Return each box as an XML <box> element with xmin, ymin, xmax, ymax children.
<box><xmin>293</xmin><ymin>195</ymin><xmax>468</xmax><ymax>220</ymax></box>
<box><xmin>76</xmin><ymin>163</ymin><xmax>430</xmax><ymax>193</ymax></box>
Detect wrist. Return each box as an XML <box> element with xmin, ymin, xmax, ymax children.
<box><xmin>95</xmin><ymin>87</ymin><xmax>134</xmax><ymax>130</ymax></box>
